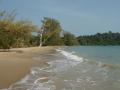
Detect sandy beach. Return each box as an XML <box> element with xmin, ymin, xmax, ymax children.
<box><xmin>0</xmin><ymin>46</ymin><xmax>57</xmax><ymax>89</ymax></box>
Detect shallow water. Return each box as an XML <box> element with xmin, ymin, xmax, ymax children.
<box><xmin>3</xmin><ymin>46</ymin><xmax>120</xmax><ymax>90</ymax></box>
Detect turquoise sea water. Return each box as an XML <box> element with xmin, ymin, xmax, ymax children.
<box><xmin>60</xmin><ymin>46</ymin><xmax>120</xmax><ymax>90</ymax></box>
<box><xmin>4</xmin><ymin>46</ymin><xmax>120</xmax><ymax>90</ymax></box>
<box><xmin>63</xmin><ymin>46</ymin><xmax>120</xmax><ymax>65</ymax></box>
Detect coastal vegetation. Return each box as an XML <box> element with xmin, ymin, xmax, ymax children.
<box><xmin>62</xmin><ymin>32</ymin><xmax>79</xmax><ymax>46</ymax></box>
<box><xmin>0</xmin><ymin>10</ymin><xmax>120</xmax><ymax>49</ymax></box>
<box><xmin>0</xmin><ymin>10</ymin><xmax>37</xmax><ymax>49</ymax></box>
<box><xmin>0</xmin><ymin>10</ymin><xmax>78</xmax><ymax>49</ymax></box>
<box><xmin>77</xmin><ymin>31</ymin><xmax>120</xmax><ymax>45</ymax></box>
<box><xmin>41</xmin><ymin>17</ymin><xmax>63</xmax><ymax>46</ymax></box>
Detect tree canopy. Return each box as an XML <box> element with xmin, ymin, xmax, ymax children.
<box><xmin>63</xmin><ymin>32</ymin><xmax>79</xmax><ymax>46</ymax></box>
<box><xmin>41</xmin><ymin>17</ymin><xmax>63</xmax><ymax>46</ymax></box>
<box><xmin>0</xmin><ymin>10</ymin><xmax>37</xmax><ymax>49</ymax></box>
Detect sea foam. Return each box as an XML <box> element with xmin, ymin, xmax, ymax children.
<box><xmin>56</xmin><ymin>48</ymin><xmax>84</xmax><ymax>62</ymax></box>
<box><xmin>4</xmin><ymin>48</ymin><xmax>84</xmax><ymax>90</ymax></box>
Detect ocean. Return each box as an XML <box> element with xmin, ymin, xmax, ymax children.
<box><xmin>4</xmin><ymin>46</ymin><xmax>120</xmax><ymax>90</ymax></box>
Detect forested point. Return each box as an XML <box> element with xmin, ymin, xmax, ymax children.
<box><xmin>77</xmin><ymin>31</ymin><xmax>120</xmax><ymax>45</ymax></box>
<box><xmin>0</xmin><ymin>10</ymin><xmax>120</xmax><ymax>49</ymax></box>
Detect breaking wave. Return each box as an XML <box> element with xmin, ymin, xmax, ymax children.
<box><xmin>56</xmin><ymin>48</ymin><xmax>84</xmax><ymax>62</ymax></box>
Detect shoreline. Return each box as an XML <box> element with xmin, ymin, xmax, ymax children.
<box><xmin>0</xmin><ymin>46</ymin><xmax>58</xmax><ymax>89</ymax></box>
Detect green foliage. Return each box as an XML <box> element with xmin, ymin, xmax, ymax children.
<box><xmin>0</xmin><ymin>28</ymin><xmax>14</xmax><ymax>49</ymax></box>
<box><xmin>0</xmin><ymin>10</ymin><xmax>37</xmax><ymax>49</ymax></box>
<box><xmin>0</xmin><ymin>11</ymin><xmax>79</xmax><ymax>47</ymax></box>
<box><xmin>41</xmin><ymin>17</ymin><xmax>63</xmax><ymax>46</ymax></box>
<box><xmin>1</xmin><ymin>11</ymin><xmax>81</xmax><ymax>48</ymax></box>
<box><xmin>1</xmin><ymin>10</ymin><xmax>120</xmax><ymax>48</ymax></box>
<box><xmin>77</xmin><ymin>31</ymin><xmax>120</xmax><ymax>45</ymax></box>
<box><xmin>63</xmin><ymin>32</ymin><xmax>79</xmax><ymax>46</ymax></box>
<box><xmin>29</xmin><ymin>35</ymin><xmax>40</xmax><ymax>46</ymax></box>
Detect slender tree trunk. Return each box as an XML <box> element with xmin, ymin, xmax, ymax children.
<box><xmin>39</xmin><ymin>33</ymin><xmax>42</xmax><ymax>47</ymax></box>
<box><xmin>39</xmin><ymin>27</ymin><xmax>44</xmax><ymax>47</ymax></box>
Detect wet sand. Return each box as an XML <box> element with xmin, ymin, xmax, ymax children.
<box><xmin>0</xmin><ymin>46</ymin><xmax>57</xmax><ymax>89</ymax></box>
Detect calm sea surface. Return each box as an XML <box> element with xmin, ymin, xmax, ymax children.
<box><xmin>64</xmin><ymin>46</ymin><xmax>120</xmax><ymax>65</ymax></box>
<box><xmin>4</xmin><ymin>46</ymin><xmax>120</xmax><ymax>90</ymax></box>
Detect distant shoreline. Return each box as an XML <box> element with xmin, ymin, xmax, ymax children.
<box><xmin>0</xmin><ymin>46</ymin><xmax>58</xmax><ymax>89</ymax></box>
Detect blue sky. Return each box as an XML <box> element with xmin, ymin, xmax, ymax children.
<box><xmin>0</xmin><ymin>0</ymin><xmax>120</xmax><ymax>35</ymax></box>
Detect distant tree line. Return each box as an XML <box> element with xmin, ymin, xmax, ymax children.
<box><xmin>77</xmin><ymin>31</ymin><xmax>120</xmax><ymax>45</ymax></box>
